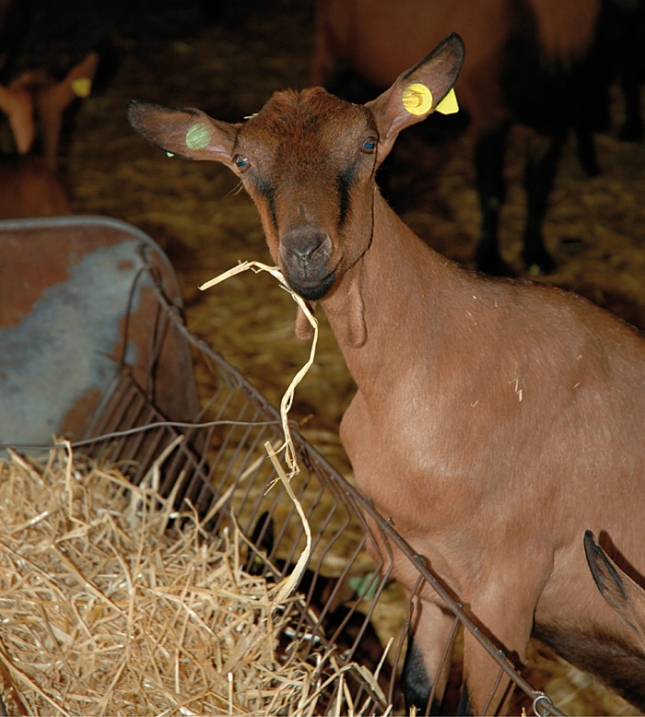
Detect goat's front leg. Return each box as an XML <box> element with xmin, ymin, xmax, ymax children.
<box><xmin>521</xmin><ymin>130</ymin><xmax>566</xmax><ymax>275</ymax></box>
<box><xmin>619</xmin><ymin>66</ymin><xmax>645</xmax><ymax>142</ymax></box>
<box><xmin>460</xmin><ymin>590</ymin><xmax>537</xmax><ymax>716</ymax></box>
<box><xmin>474</xmin><ymin>121</ymin><xmax>512</xmax><ymax>277</ymax></box>
<box><xmin>402</xmin><ymin>596</ymin><xmax>459</xmax><ymax>715</ymax></box>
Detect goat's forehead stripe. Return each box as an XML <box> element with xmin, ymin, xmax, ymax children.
<box><xmin>256</xmin><ymin>177</ymin><xmax>278</xmax><ymax>232</ymax></box>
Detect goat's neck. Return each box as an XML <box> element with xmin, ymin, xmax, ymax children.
<box><xmin>321</xmin><ymin>189</ymin><xmax>464</xmax><ymax>399</ymax></box>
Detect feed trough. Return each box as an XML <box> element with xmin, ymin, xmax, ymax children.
<box><xmin>0</xmin><ymin>217</ymin><xmax>566</xmax><ymax>715</ymax></box>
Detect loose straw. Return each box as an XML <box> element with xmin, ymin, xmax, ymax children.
<box><xmin>200</xmin><ymin>261</ymin><xmax>319</xmax><ymax>479</ymax></box>
<box><xmin>200</xmin><ymin>261</ymin><xmax>318</xmax><ymax>604</ymax></box>
<box><xmin>265</xmin><ymin>440</ymin><xmax>311</xmax><ymax>606</ymax></box>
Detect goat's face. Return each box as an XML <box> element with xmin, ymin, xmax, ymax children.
<box><xmin>127</xmin><ymin>33</ymin><xmax>465</xmax><ymax>300</ymax></box>
<box><xmin>127</xmin><ymin>91</ymin><xmax>379</xmax><ymax>301</ymax></box>
<box><xmin>233</xmin><ymin>90</ymin><xmax>378</xmax><ymax>300</ymax></box>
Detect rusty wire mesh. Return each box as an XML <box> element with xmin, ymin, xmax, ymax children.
<box><xmin>58</xmin><ymin>241</ymin><xmax>566</xmax><ymax>717</ymax></box>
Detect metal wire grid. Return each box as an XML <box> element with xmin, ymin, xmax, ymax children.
<box><xmin>76</xmin><ymin>248</ymin><xmax>565</xmax><ymax>716</ymax></box>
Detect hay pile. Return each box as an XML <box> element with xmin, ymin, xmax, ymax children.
<box><xmin>0</xmin><ymin>447</ymin><xmax>387</xmax><ymax>716</ymax></box>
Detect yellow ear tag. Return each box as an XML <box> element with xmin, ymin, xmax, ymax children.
<box><xmin>435</xmin><ymin>88</ymin><xmax>459</xmax><ymax>115</ymax></box>
<box><xmin>71</xmin><ymin>77</ymin><xmax>92</xmax><ymax>98</ymax></box>
<box><xmin>185</xmin><ymin>122</ymin><xmax>212</xmax><ymax>151</ymax></box>
<box><xmin>402</xmin><ymin>82</ymin><xmax>433</xmax><ymax>115</ymax></box>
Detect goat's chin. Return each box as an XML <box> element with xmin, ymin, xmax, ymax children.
<box><xmin>286</xmin><ymin>271</ymin><xmax>336</xmax><ymax>301</ymax></box>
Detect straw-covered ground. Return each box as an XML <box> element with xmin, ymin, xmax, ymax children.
<box><xmin>5</xmin><ymin>0</ymin><xmax>645</xmax><ymax>713</ymax></box>
<box><xmin>0</xmin><ymin>447</ymin><xmax>388</xmax><ymax>715</ymax></box>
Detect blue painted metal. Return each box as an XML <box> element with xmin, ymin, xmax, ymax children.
<box><xmin>0</xmin><ymin>216</ymin><xmax>199</xmax><ymax>447</ymax></box>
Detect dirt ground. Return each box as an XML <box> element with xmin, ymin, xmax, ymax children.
<box><xmin>8</xmin><ymin>0</ymin><xmax>645</xmax><ymax>713</ymax></box>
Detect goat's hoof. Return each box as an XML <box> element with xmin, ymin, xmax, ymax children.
<box><xmin>580</xmin><ymin>156</ymin><xmax>601</xmax><ymax>178</ymax></box>
<box><xmin>620</xmin><ymin>119</ymin><xmax>645</xmax><ymax>143</ymax></box>
<box><xmin>522</xmin><ymin>247</ymin><xmax>556</xmax><ymax>276</ymax></box>
<box><xmin>475</xmin><ymin>249</ymin><xmax>514</xmax><ymax>278</ymax></box>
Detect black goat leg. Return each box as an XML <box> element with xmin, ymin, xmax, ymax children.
<box><xmin>521</xmin><ymin>130</ymin><xmax>565</xmax><ymax>275</ymax></box>
<box><xmin>474</xmin><ymin>122</ymin><xmax>513</xmax><ymax>277</ymax></box>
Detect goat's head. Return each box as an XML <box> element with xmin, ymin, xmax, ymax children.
<box><xmin>128</xmin><ymin>33</ymin><xmax>463</xmax><ymax>321</ymax></box>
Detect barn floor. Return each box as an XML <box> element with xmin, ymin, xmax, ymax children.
<box><xmin>10</xmin><ymin>0</ymin><xmax>645</xmax><ymax>713</ymax></box>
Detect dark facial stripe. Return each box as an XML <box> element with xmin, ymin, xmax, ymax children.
<box><xmin>257</xmin><ymin>177</ymin><xmax>278</xmax><ymax>232</ymax></box>
<box><xmin>337</xmin><ymin>163</ymin><xmax>356</xmax><ymax>228</ymax></box>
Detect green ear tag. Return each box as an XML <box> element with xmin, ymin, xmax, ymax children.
<box><xmin>185</xmin><ymin>122</ymin><xmax>212</xmax><ymax>151</ymax></box>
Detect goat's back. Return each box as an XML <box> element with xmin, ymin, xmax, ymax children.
<box><xmin>0</xmin><ymin>155</ymin><xmax>70</xmax><ymax>218</ymax></box>
<box><xmin>313</xmin><ymin>0</ymin><xmax>601</xmax><ymax>129</ymax></box>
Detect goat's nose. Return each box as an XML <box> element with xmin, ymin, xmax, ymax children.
<box><xmin>280</xmin><ymin>225</ymin><xmax>335</xmax><ymax>300</ymax></box>
<box><xmin>282</xmin><ymin>226</ymin><xmax>329</xmax><ymax>267</ymax></box>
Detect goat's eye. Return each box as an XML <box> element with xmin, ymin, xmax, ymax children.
<box><xmin>234</xmin><ymin>155</ymin><xmax>249</xmax><ymax>171</ymax></box>
<box><xmin>361</xmin><ymin>138</ymin><xmax>377</xmax><ymax>154</ymax></box>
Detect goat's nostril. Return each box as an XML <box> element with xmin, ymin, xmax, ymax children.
<box><xmin>282</xmin><ymin>227</ymin><xmax>328</xmax><ymax>267</ymax></box>
<box><xmin>290</xmin><ymin>240</ymin><xmax>321</xmax><ymax>263</ymax></box>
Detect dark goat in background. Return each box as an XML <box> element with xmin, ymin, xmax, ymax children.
<box><xmin>0</xmin><ymin>52</ymin><xmax>98</xmax><ymax>218</ymax></box>
<box><xmin>0</xmin><ymin>0</ymin><xmax>117</xmax><ymax>219</ymax></box>
<box><xmin>311</xmin><ymin>0</ymin><xmax>643</xmax><ymax>276</ymax></box>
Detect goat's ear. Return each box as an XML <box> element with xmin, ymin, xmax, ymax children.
<box><xmin>584</xmin><ymin>530</ymin><xmax>626</xmax><ymax>604</ymax></box>
<box><xmin>583</xmin><ymin>529</ymin><xmax>645</xmax><ymax>635</ymax></box>
<box><xmin>365</xmin><ymin>33</ymin><xmax>464</xmax><ymax>163</ymax></box>
<box><xmin>127</xmin><ymin>100</ymin><xmax>240</xmax><ymax>169</ymax></box>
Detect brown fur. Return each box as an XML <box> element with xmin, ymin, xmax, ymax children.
<box><xmin>0</xmin><ymin>155</ymin><xmax>70</xmax><ymax>217</ymax></box>
<box><xmin>128</xmin><ymin>34</ymin><xmax>645</xmax><ymax>713</ymax></box>
<box><xmin>310</xmin><ymin>0</ymin><xmax>600</xmax><ymax>133</ymax></box>
<box><xmin>310</xmin><ymin>0</ymin><xmax>616</xmax><ymax>277</ymax></box>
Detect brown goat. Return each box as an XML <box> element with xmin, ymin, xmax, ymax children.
<box><xmin>311</xmin><ymin>0</ymin><xmax>627</xmax><ymax>276</ymax></box>
<box><xmin>128</xmin><ymin>34</ymin><xmax>645</xmax><ymax>714</ymax></box>
<box><xmin>0</xmin><ymin>155</ymin><xmax>69</xmax><ymax>217</ymax></box>
<box><xmin>0</xmin><ymin>52</ymin><xmax>98</xmax><ymax>218</ymax></box>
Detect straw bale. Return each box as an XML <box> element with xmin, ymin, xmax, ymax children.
<box><xmin>0</xmin><ymin>448</ymin><xmax>387</xmax><ymax>716</ymax></box>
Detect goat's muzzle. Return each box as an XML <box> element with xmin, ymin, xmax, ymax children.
<box><xmin>280</xmin><ymin>225</ymin><xmax>335</xmax><ymax>301</ymax></box>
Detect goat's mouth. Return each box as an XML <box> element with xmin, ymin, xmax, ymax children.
<box><xmin>285</xmin><ymin>269</ymin><xmax>336</xmax><ymax>301</ymax></box>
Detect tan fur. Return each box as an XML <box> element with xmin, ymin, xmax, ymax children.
<box><xmin>344</xmin><ymin>260</ymin><xmax>367</xmax><ymax>348</ymax></box>
<box><xmin>294</xmin><ymin>304</ymin><xmax>315</xmax><ymax>341</ymax></box>
<box><xmin>312</xmin><ymin>0</ymin><xmax>512</xmax><ymax>132</ymax></box>
<box><xmin>585</xmin><ymin>531</ymin><xmax>645</xmax><ymax>651</ymax></box>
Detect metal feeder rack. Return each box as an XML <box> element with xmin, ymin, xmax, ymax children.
<box><xmin>0</xmin><ymin>217</ymin><xmax>565</xmax><ymax>716</ymax></box>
